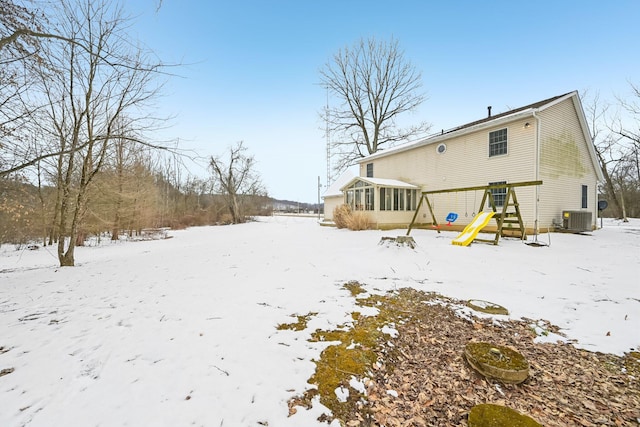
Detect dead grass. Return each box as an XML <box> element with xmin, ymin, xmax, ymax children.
<box><xmin>333</xmin><ymin>204</ymin><xmax>352</xmax><ymax>229</ymax></box>
<box><xmin>347</xmin><ymin>211</ymin><xmax>371</xmax><ymax>231</ymax></box>
<box><xmin>332</xmin><ymin>204</ymin><xmax>371</xmax><ymax>230</ymax></box>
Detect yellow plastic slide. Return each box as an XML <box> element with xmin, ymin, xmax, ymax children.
<box><xmin>451</xmin><ymin>211</ymin><xmax>495</xmax><ymax>246</ymax></box>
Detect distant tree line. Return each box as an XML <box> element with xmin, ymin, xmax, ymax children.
<box><xmin>0</xmin><ymin>154</ymin><xmax>272</xmax><ymax>248</ymax></box>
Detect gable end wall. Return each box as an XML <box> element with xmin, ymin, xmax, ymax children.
<box><xmin>538</xmin><ymin>98</ymin><xmax>599</xmax><ymax>228</ymax></box>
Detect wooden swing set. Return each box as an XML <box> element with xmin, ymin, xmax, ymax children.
<box><xmin>406</xmin><ymin>180</ymin><xmax>543</xmax><ymax>245</ymax></box>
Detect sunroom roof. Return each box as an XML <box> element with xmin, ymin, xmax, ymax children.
<box><xmin>340</xmin><ymin>176</ymin><xmax>419</xmax><ymax>191</ymax></box>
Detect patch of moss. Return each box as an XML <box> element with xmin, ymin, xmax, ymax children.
<box><xmin>465</xmin><ymin>342</ymin><xmax>529</xmax><ymax>384</ymax></box>
<box><xmin>276</xmin><ymin>312</ymin><xmax>318</xmax><ymax>331</ymax></box>
<box><xmin>306</xmin><ymin>311</ymin><xmax>391</xmax><ymax>421</ymax></box>
<box><xmin>468</xmin><ymin>403</ymin><xmax>542</xmax><ymax>427</ymax></box>
<box><xmin>343</xmin><ymin>281</ymin><xmax>367</xmax><ymax>297</ymax></box>
<box><xmin>466</xmin><ymin>342</ymin><xmax>529</xmax><ymax>371</ymax></box>
<box><xmin>467</xmin><ymin>299</ymin><xmax>509</xmax><ymax>315</ymax></box>
<box><xmin>295</xmin><ymin>286</ymin><xmax>443</xmax><ymax>423</ymax></box>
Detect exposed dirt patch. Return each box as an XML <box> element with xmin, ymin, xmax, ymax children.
<box><xmin>289</xmin><ymin>285</ymin><xmax>640</xmax><ymax>426</ymax></box>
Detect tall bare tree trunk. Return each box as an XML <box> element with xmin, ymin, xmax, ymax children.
<box><xmin>56</xmin><ymin>184</ymin><xmax>73</xmax><ymax>266</ymax></box>
<box><xmin>595</xmin><ymin>148</ymin><xmax>626</xmax><ymax>220</ymax></box>
<box><xmin>112</xmin><ymin>161</ymin><xmax>124</xmax><ymax>240</ymax></box>
<box><xmin>209</xmin><ymin>141</ymin><xmax>265</xmax><ymax>225</ymax></box>
<box><xmin>230</xmin><ymin>193</ymin><xmax>240</xmax><ymax>224</ymax></box>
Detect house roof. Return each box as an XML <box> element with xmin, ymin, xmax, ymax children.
<box><xmin>438</xmin><ymin>92</ymin><xmax>571</xmax><ymax>137</ymax></box>
<box><xmin>323</xmin><ymin>169</ymin><xmax>355</xmax><ymax>198</ymax></box>
<box><xmin>339</xmin><ymin>176</ymin><xmax>419</xmax><ymax>192</ymax></box>
<box><xmin>357</xmin><ymin>90</ymin><xmax>604</xmax><ymax>182</ymax></box>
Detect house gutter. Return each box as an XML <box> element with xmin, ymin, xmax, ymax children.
<box><xmin>532</xmin><ymin>110</ymin><xmax>541</xmax><ymax>236</ymax></box>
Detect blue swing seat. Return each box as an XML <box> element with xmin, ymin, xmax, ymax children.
<box><xmin>445</xmin><ymin>212</ymin><xmax>458</xmax><ymax>225</ymax></box>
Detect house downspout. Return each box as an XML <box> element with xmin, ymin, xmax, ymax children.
<box><xmin>533</xmin><ymin>110</ymin><xmax>541</xmax><ymax>236</ymax></box>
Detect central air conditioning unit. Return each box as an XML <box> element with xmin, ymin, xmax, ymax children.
<box><xmin>562</xmin><ymin>210</ymin><xmax>592</xmax><ymax>232</ymax></box>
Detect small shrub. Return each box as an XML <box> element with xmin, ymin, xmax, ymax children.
<box><xmin>347</xmin><ymin>211</ymin><xmax>371</xmax><ymax>230</ymax></box>
<box><xmin>333</xmin><ymin>204</ymin><xmax>371</xmax><ymax>230</ymax></box>
<box><xmin>333</xmin><ymin>204</ymin><xmax>352</xmax><ymax>229</ymax></box>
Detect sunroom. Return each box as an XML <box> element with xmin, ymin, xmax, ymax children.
<box><xmin>339</xmin><ymin>177</ymin><xmax>421</xmax><ymax>228</ymax></box>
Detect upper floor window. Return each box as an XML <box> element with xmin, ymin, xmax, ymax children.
<box><xmin>489</xmin><ymin>128</ymin><xmax>508</xmax><ymax>157</ymax></box>
<box><xmin>366</xmin><ymin>163</ymin><xmax>373</xmax><ymax>178</ymax></box>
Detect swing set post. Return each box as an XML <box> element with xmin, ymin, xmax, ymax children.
<box><xmin>406</xmin><ymin>194</ymin><xmax>424</xmax><ymax>235</ymax></box>
<box><xmin>406</xmin><ymin>193</ymin><xmax>440</xmax><ymax>235</ymax></box>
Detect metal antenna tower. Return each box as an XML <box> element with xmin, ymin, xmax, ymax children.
<box><xmin>324</xmin><ymin>85</ymin><xmax>332</xmax><ymax>187</ymax></box>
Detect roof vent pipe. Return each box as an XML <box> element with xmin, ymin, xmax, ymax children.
<box><xmin>487</xmin><ymin>106</ymin><xmax>492</xmax><ymax>118</ymax></box>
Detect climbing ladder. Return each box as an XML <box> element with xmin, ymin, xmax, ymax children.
<box><xmin>474</xmin><ymin>185</ymin><xmax>526</xmax><ymax>245</ymax></box>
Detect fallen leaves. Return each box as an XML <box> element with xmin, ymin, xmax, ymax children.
<box><xmin>360</xmin><ymin>289</ymin><xmax>640</xmax><ymax>426</ymax></box>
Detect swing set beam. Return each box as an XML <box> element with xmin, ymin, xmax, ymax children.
<box><xmin>406</xmin><ymin>180</ymin><xmax>543</xmax><ymax>242</ymax></box>
<box><xmin>419</xmin><ymin>180</ymin><xmax>543</xmax><ymax>195</ymax></box>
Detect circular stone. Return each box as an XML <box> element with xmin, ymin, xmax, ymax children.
<box><xmin>466</xmin><ymin>300</ymin><xmax>509</xmax><ymax>315</ymax></box>
<box><xmin>468</xmin><ymin>404</ymin><xmax>542</xmax><ymax>427</ymax></box>
<box><xmin>464</xmin><ymin>342</ymin><xmax>529</xmax><ymax>384</ymax></box>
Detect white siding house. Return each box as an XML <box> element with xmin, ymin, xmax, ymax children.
<box><xmin>322</xmin><ymin>170</ymin><xmax>354</xmax><ymax>222</ymax></box>
<box><xmin>324</xmin><ymin>91</ymin><xmax>604</xmax><ymax>233</ymax></box>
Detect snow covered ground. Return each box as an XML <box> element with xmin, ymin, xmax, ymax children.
<box><xmin>1</xmin><ymin>216</ymin><xmax>638</xmax><ymax>427</ymax></box>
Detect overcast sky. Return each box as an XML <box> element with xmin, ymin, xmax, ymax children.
<box><xmin>127</xmin><ymin>0</ymin><xmax>639</xmax><ymax>202</ymax></box>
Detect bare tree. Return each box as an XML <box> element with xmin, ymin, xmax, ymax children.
<box><xmin>583</xmin><ymin>91</ymin><xmax>628</xmax><ymax>220</ymax></box>
<box><xmin>0</xmin><ymin>0</ymin><xmax>47</xmax><ymax>53</ymax></box>
<box><xmin>0</xmin><ymin>0</ymin><xmax>170</xmax><ymax>178</ymax></box>
<box><xmin>320</xmin><ymin>37</ymin><xmax>429</xmax><ymax>173</ymax></box>
<box><xmin>615</xmin><ymin>83</ymin><xmax>640</xmax><ymax>183</ymax></box>
<box><xmin>597</xmin><ymin>83</ymin><xmax>640</xmax><ymax>219</ymax></box>
<box><xmin>34</xmin><ymin>0</ymin><xmax>165</xmax><ymax>266</ymax></box>
<box><xmin>209</xmin><ymin>141</ymin><xmax>266</xmax><ymax>224</ymax></box>
<box><xmin>0</xmin><ymin>1</ymin><xmax>47</xmax><ymax>176</ymax></box>
<box><xmin>81</xmin><ymin>146</ymin><xmax>159</xmax><ymax>240</ymax></box>
<box><xmin>96</xmin><ymin>118</ymin><xmax>158</xmax><ymax>240</ymax></box>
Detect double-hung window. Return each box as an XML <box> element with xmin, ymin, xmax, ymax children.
<box><xmin>366</xmin><ymin>163</ymin><xmax>373</xmax><ymax>178</ymax></box>
<box><xmin>489</xmin><ymin>128</ymin><xmax>508</xmax><ymax>157</ymax></box>
<box><xmin>393</xmin><ymin>189</ymin><xmax>405</xmax><ymax>211</ymax></box>
<box><xmin>379</xmin><ymin>188</ymin><xmax>391</xmax><ymax>211</ymax></box>
<box><xmin>365</xmin><ymin>188</ymin><xmax>374</xmax><ymax>210</ymax></box>
<box><xmin>489</xmin><ymin>181</ymin><xmax>507</xmax><ymax>208</ymax></box>
<box><xmin>406</xmin><ymin>189</ymin><xmax>417</xmax><ymax>211</ymax></box>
